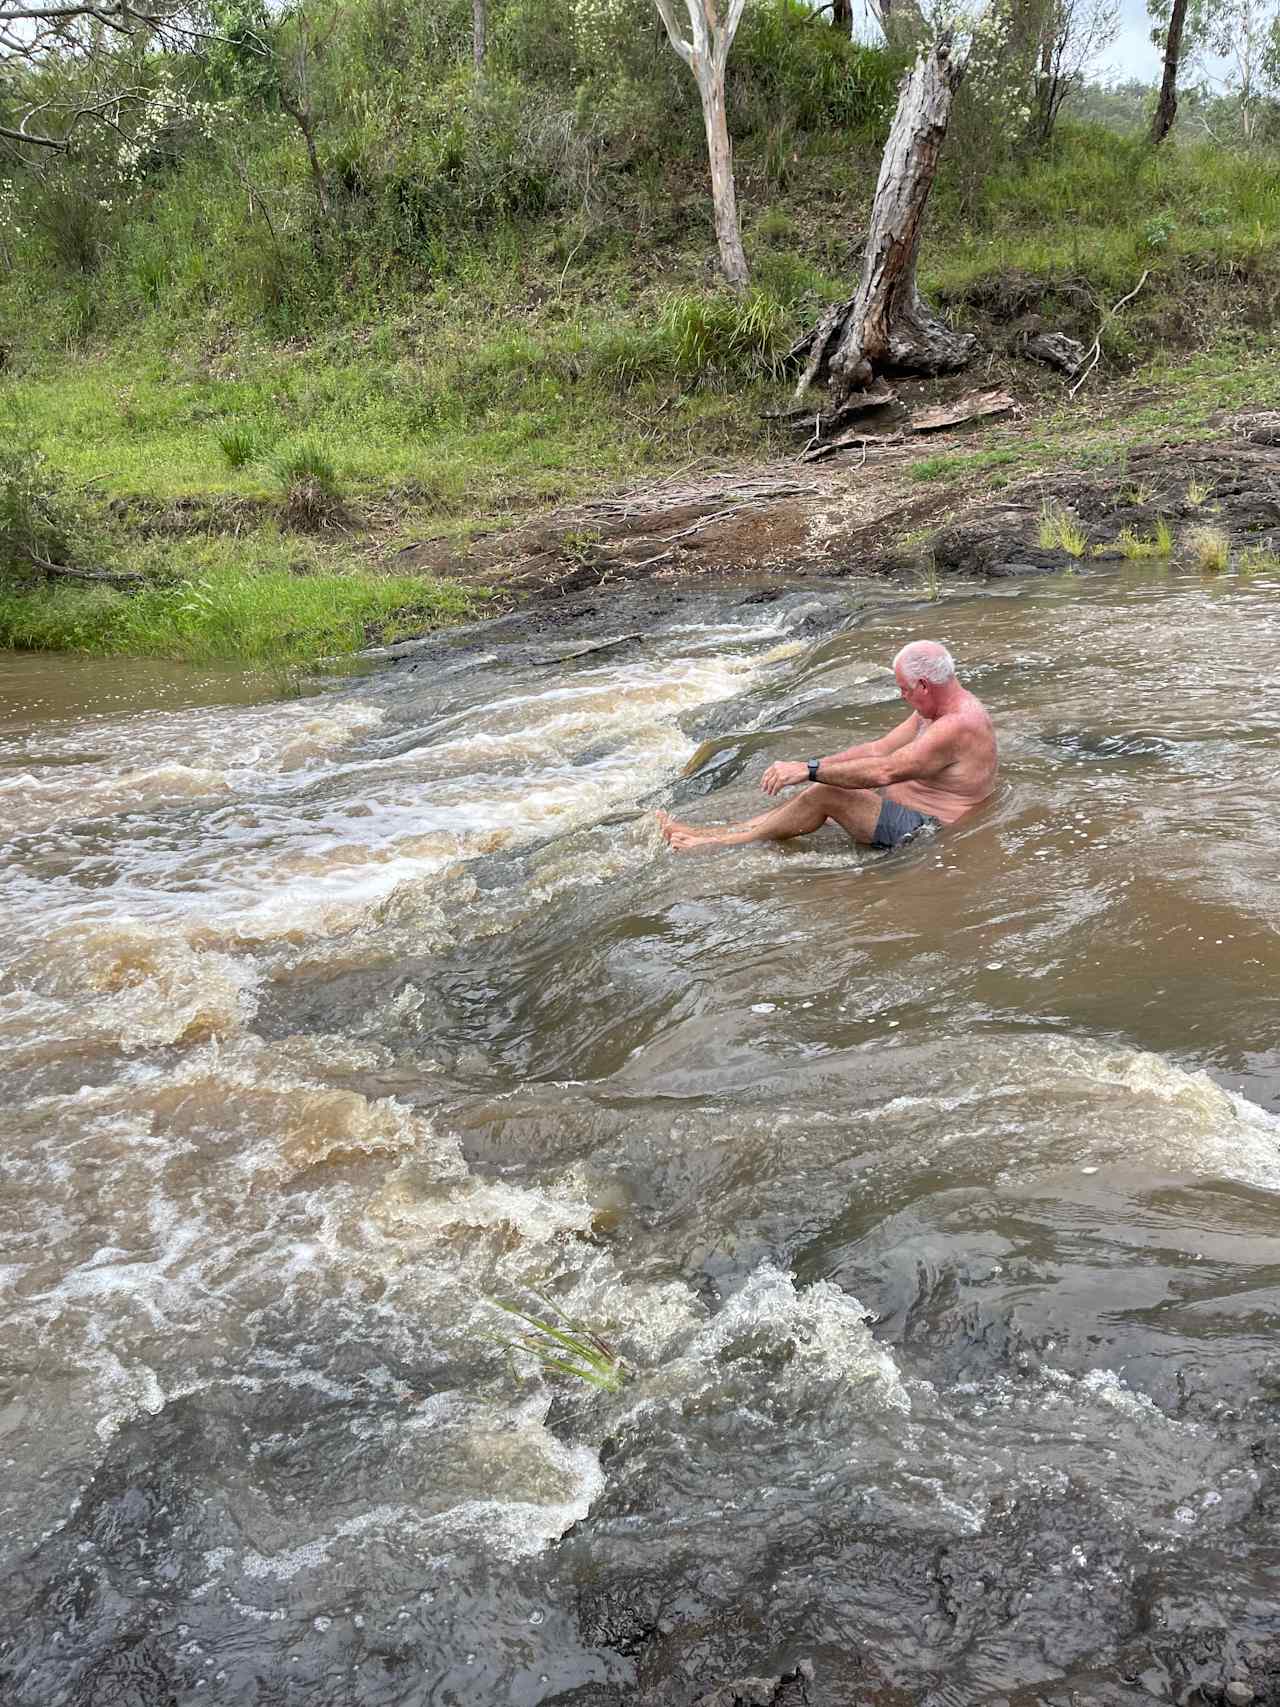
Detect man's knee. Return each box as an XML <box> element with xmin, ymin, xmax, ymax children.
<box><xmin>808</xmin><ymin>782</ymin><xmax>871</xmax><ymax>814</ymax></box>
<box><xmin>806</xmin><ymin>783</ymin><xmax>844</xmax><ymax>810</ymax></box>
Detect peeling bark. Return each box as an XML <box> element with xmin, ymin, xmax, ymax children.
<box><xmin>796</xmin><ymin>37</ymin><xmax>977</xmax><ymax>400</ymax></box>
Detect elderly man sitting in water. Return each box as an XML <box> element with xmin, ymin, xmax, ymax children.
<box><xmin>657</xmin><ymin>639</ymin><xmax>997</xmax><ymax>854</ymax></box>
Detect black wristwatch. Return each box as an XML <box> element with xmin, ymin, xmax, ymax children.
<box><xmin>807</xmin><ymin>758</ymin><xmax>820</xmax><ymax>782</ymax></box>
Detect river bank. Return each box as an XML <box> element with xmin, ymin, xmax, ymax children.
<box><xmin>5</xmin><ymin>335</ymin><xmax>1280</xmax><ymax>665</ymax></box>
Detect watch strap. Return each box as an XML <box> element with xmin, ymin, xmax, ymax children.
<box><xmin>807</xmin><ymin>758</ymin><xmax>820</xmax><ymax>782</ymax></box>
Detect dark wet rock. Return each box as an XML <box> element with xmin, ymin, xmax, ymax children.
<box><xmin>988</xmin><ymin>558</ymin><xmax>1061</xmax><ymax>577</ymax></box>
<box><xmin>693</xmin><ymin>1659</ymin><xmax>815</xmax><ymax>1706</ymax></box>
<box><xmin>929</xmin><ymin>511</ymin><xmax>1068</xmax><ymax>579</ymax></box>
<box><xmin>579</xmin><ymin>1583</ymin><xmax>662</xmax><ymax>1657</ymax></box>
<box><xmin>78</xmin><ymin>1636</ymin><xmax>179</xmax><ymax>1707</ymax></box>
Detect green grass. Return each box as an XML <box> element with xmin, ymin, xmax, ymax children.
<box><xmin>489</xmin><ymin>1295</ymin><xmax>629</xmax><ymax>1393</ymax></box>
<box><xmin>910</xmin><ymin>448</ymin><xmax>1021</xmax><ymax>483</ymax></box>
<box><xmin>1115</xmin><ymin>515</ymin><xmax>1173</xmax><ymax>558</ymax></box>
<box><xmin>0</xmin><ymin>556</ymin><xmax>477</xmax><ymax>663</ymax></box>
<box><xmin>1183</xmin><ymin>523</ymin><xmax>1231</xmax><ymax>573</ymax></box>
<box><xmin>1038</xmin><ymin>500</ymin><xmax>1088</xmax><ymax>556</ymax></box>
<box><xmin>927</xmin><ymin>129</ymin><xmax>1280</xmax><ymax>308</ymax></box>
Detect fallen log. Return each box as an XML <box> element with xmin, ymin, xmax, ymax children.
<box><xmin>1022</xmin><ymin>332</ymin><xmax>1086</xmax><ymax>378</ymax></box>
<box><xmin>26</xmin><ymin>550</ymin><xmax>142</xmax><ymax>587</ymax></box>
<box><xmin>801</xmin><ymin>430</ymin><xmax>906</xmax><ymax>464</ymax></box>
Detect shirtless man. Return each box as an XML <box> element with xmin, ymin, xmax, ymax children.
<box><xmin>657</xmin><ymin>639</ymin><xmax>996</xmax><ymax>853</ymax></box>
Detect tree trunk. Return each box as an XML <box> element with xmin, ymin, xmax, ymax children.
<box><xmin>1151</xmin><ymin>0</ymin><xmax>1188</xmax><ymax>143</ymax></box>
<box><xmin>696</xmin><ymin>65</ymin><xmax>749</xmax><ymax>291</ymax></box>
<box><xmin>795</xmin><ymin>38</ymin><xmax>976</xmax><ymax>400</ymax></box>
<box><xmin>472</xmin><ymin>0</ymin><xmax>486</xmax><ymax>67</ymax></box>
<box><xmin>831</xmin><ymin>0</ymin><xmax>853</xmax><ymax>37</ymax></box>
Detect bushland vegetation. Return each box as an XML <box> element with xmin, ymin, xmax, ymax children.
<box><xmin>2</xmin><ymin>0</ymin><xmax>1280</xmax><ymax>659</ymax></box>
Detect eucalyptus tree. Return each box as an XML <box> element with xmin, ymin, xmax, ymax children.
<box><xmin>650</xmin><ymin>0</ymin><xmax>749</xmax><ymax>289</ymax></box>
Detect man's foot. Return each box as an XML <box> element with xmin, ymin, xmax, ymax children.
<box><xmin>655</xmin><ymin>810</ymin><xmax>745</xmax><ymax>852</ymax></box>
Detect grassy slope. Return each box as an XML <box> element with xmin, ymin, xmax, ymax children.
<box><xmin>3</xmin><ymin>118</ymin><xmax>1280</xmax><ymax>661</ymax></box>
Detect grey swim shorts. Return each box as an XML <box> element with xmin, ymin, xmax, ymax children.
<box><xmin>871</xmin><ymin>795</ymin><xmax>940</xmax><ymax>849</ymax></box>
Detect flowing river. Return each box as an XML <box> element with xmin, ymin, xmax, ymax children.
<box><xmin>2</xmin><ymin>563</ymin><xmax>1279</xmax><ymax>1705</ymax></box>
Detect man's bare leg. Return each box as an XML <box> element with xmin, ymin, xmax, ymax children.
<box><xmin>657</xmin><ymin>785</ymin><xmax>882</xmax><ymax>852</ymax></box>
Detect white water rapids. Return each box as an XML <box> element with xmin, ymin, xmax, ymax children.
<box><xmin>2</xmin><ymin>567</ymin><xmax>1280</xmax><ymax>1705</ymax></box>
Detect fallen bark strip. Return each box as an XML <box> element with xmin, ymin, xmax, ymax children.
<box><xmin>909</xmin><ymin>389</ymin><xmax>1014</xmax><ymax>432</ymax></box>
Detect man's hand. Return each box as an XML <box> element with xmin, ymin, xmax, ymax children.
<box><xmin>760</xmin><ymin>760</ymin><xmax>809</xmax><ymax>796</ymax></box>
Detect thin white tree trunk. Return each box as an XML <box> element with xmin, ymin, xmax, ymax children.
<box><xmin>696</xmin><ymin>64</ymin><xmax>749</xmax><ymax>289</ymax></box>
<box><xmin>473</xmin><ymin>0</ymin><xmax>486</xmax><ymax>67</ymax></box>
<box><xmin>651</xmin><ymin>0</ymin><xmax>750</xmax><ymax>291</ymax></box>
<box><xmin>796</xmin><ymin>38</ymin><xmax>976</xmax><ymax>398</ymax></box>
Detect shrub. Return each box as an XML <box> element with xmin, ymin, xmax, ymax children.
<box><xmin>0</xmin><ymin>450</ymin><xmax>85</xmax><ymax>576</ymax></box>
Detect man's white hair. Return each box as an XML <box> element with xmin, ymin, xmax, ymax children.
<box><xmin>893</xmin><ymin>640</ymin><xmax>956</xmax><ymax>686</ymax></box>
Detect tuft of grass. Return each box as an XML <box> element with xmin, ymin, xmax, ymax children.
<box><xmin>915</xmin><ymin>551</ymin><xmax>942</xmax><ymax>600</ymax></box>
<box><xmin>489</xmin><ymin>1294</ymin><xmax>629</xmax><ymax>1393</ymax></box>
<box><xmin>1184</xmin><ymin>523</ymin><xmax>1231</xmax><ymax>572</ymax></box>
<box><xmin>217</xmin><ymin>425</ymin><xmax>259</xmax><ymax>471</ymax></box>
<box><xmin>1184</xmin><ymin>474</ymin><xmax>1215</xmax><ymax>507</ymax></box>
<box><xmin>1124</xmin><ymin>480</ymin><xmax>1155</xmax><ymax>505</ymax></box>
<box><xmin>1116</xmin><ymin>515</ymin><xmax>1174</xmax><ymax>558</ymax></box>
<box><xmin>1237</xmin><ymin>545</ymin><xmax>1280</xmax><ymax>576</ymax></box>
<box><xmin>1039</xmin><ymin>500</ymin><xmax>1088</xmax><ymax>557</ymax></box>
<box><xmin>272</xmin><ymin>443</ymin><xmax>348</xmax><ymax>532</ymax></box>
<box><xmin>658</xmin><ymin>289</ymin><xmax>793</xmax><ymax>381</ymax></box>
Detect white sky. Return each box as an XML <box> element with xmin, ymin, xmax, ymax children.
<box><xmin>850</xmin><ymin>0</ymin><xmax>1165</xmax><ymax>82</ymax></box>
<box><xmin>1103</xmin><ymin>0</ymin><xmax>1163</xmax><ymax>79</ymax></box>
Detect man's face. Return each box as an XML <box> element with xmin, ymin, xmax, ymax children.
<box><xmin>896</xmin><ymin>668</ymin><xmax>932</xmax><ymax>716</ymax></box>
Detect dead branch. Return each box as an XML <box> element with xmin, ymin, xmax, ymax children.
<box><xmin>1068</xmin><ymin>271</ymin><xmax>1151</xmax><ymax>399</ymax></box>
<box><xmin>26</xmin><ymin>549</ymin><xmax>142</xmax><ymax>586</ymax></box>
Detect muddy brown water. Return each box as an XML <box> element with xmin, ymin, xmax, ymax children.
<box><xmin>2</xmin><ymin>564</ymin><xmax>1280</xmax><ymax>1706</ymax></box>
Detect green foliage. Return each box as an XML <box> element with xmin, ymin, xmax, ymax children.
<box><xmin>729</xmin><ymin>0</ymin><xmax>901</xmax><ymax>138</ymax></box>
<box><xmin>0</xmin><ymin>450</ymin><xmax>85</xmax><ymax>575</ymax></box>
<box><xmin>0</xmin><ymin>561</ymin><xmax>474</xmax><ymax>661</ymax></box>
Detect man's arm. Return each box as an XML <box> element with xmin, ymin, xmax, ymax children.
<box><xmin>761</xmin><ymin>717</ymin><xmax>958</xmax><ymax>795</ymax></box>
<box><xmin>824</xmin><ymin>713</ymin><xmax>920</xmax><ymax>765</ymax></box>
